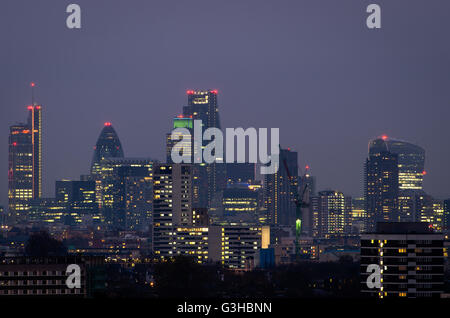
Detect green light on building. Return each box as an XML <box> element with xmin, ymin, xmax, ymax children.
<box><xmin>173</xmin><ymin>118</ymin><xmax>193</xmax><ymax>129</ymax></box>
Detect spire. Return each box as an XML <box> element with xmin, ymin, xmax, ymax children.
<box><xmin>30</xmin><ymin>82</ymin><xmax>36</xmax><ymax>106</ymax></box>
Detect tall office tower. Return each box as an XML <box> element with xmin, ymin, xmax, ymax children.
<box><xmin>91</xmin><ymin>122</ymin><xmax>124</xmax><ymax>175</ymax></box>
<box><xmin>226</xmin><ymin>163</ymin><xmax>255</xmax><ymax>185</ymax></box>
<box><xmin>152</xmin><ymin>164</ymin><xmax>193</xmax><ymax>258</ymax></box>
<box><xmin>8</xmin><ymin>102</ymin><xmax>42</xmax><ymax>222</ymax></box>
<box><xmin>166</xmin><ymin>116</ymin><xmax>193</xmax><ymax>163</ymax></box>
<box><xmin>90</xmin><ymin>122</ymin><xmax>125</xmax><ymax>210</ymax></box>
<box><xmin>369</xmin><ymin>136</ymin><xmax>425</xmax><ymax>190</ymax></box>
<box><xmin>182</xmin><ymin>90</ymin><xmax>226</xmax><ymax>208</ymax></box>
<box><xmin>444</xmin><ymin>199</ymin><xmax>450</xmax><ymax>233</ymax></box>
<box><xmin>310</xmin><ymin>190</ymin><xmax>351</xmax><ymax>238</ymax></box>
<box><xmin>264</xmin><ymin>148</ymin><xmax>298</xmax><ymax>226</ymax></box>
<box><xmin>364</xmin><ymin>149</ymin><xmax>399</xmax><ymax>232</ymax></box>
<box><xmin>115</xmin><ymin>164</ymin><xmax>153</xmax><ymax>231</ymax></box>
<box><xmin>361</xmin><ymin>222</ymin><xmax>444</xmax><ymax>298</ymax></box>
<box><xmin>92</xmin><ymin>158</ymin><xmax>153</xmax><ymax>230</ymax></box>
<box><xmin>208</xmin><ymin>225</ymin><xmax>270</xmax><ymax>270</ymax></box>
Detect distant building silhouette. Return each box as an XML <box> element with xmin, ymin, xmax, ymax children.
<box><xmin>265</xmin><ymin>148</ymin><xmax>298</xmax><ymax>226</ymax></box>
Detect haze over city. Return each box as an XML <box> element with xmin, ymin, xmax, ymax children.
<box><xmin>1</xmin><ymin>0</ymin><xmax>450</xmax><ymax>208</ymax></box>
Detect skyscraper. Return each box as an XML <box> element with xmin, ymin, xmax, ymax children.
<box><xmin>8</xmin><ymin>101</ymin><xmax>42</xmax><ymax>222</ymax></box>
<box><xmin>152</xmin><ymin>163</ymin><xmax>193</xmax><ymax>258</ymax></box>
<box><xmin>90</xmin><ymin>122</ymin><xmax>125</xmax><ymax>213</ymax></box>
<box><xmin>265</xmin><ymin>148</ymin><xmax>298</xmax><ymax>226</ymax></box>
<box><xmin>369</xmin><ymin>136</ymin><xmax>425</xmax><ymax>190</ymax></box>
<box><xmin>91</xmin><ymin>122</ymin><xmax>124</xmax><ymax>175</ymax></box>
<box><xmin>310</xmin><ymin>190</ymin><xmax>352</xmax><ymax>238</ymax></box>
<box><xmin>182</xmin><ymin>90</ymin><xmax>226</xmax><ymax>208</ymax></box>
<box><xmin>364</xmin><ymin>149</ymin><xmax>399</xmax><ymax>232</ymax></box>
<box><xmin>92</xmin><ymin>158</ymin><xmax>153</xmax><ymax>230</ymax></box>
<box><xmin>166</xmin><ymin>116</ymin><xmax>193</xmax><ymax>163</ymax></box>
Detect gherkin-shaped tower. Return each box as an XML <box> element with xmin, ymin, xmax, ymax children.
<box><xmin>91</xmin><ymin>122</ymin><xmax>124</xmax><ymax>174</ymax></box>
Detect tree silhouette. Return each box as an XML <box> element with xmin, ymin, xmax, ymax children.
<box><xmin>25</xmin><ymin>231</ymin><xmax>67</xmax><ymax>257</ymax></box>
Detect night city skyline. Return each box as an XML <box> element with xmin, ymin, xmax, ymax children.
<box><xmin>1</xmin><ymin>0</ymin><xmax>450</xmax><ymax>303</ymax></box>
<box><xmin>1</xmin><ymin>0</ymin><xmax>450</xmax><ymax>209</ymax></box>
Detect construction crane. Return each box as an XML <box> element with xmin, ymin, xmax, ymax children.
<box><xmin>280</xmin><ymin>147</ymin><xmax>310</xmax><ymax>260</ymax></box>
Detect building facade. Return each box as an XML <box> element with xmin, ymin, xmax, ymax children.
<box><xmin>361</xmin><ymin>222</ymin><xmax>444</xmax><ymax>298</ymax></box>
<box><xmin>364</xmin><ymin>149</ymin><xmax>399</xmax><ymax>232</ymax></box>
<box><xmin>8</xmin><ymin>105</ymin><xmax>42</xmax><ymax>222</ymax></box>
<box><xmin>265</xmin><ymin>148</ymin><xmax>298</xmax><ymax>226</ymax></box>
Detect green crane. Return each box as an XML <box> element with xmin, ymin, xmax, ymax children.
<box><xmin>280</xmin><ymin>148</ymin><xmax>310</xmax><ymax>260</ymax></box>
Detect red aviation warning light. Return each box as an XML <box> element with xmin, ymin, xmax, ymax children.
<box><xmin>30</xmin><ymin>82</ymin><xmax>36</xmax><ymax>87</ymax></box>
<box><xmin>210</xmin><ymin>89</ymin><xmax>218</xmax><ymax>94</ymax></box>
<box><xmin>422</xmin><ymin>170</ymin><xmax>427</xmax><ymax>176</ymax></box>
<box><xmin>104</xmin><ymin>122</ymin><xmax>112</xmax><ymax>126</ymax></box>
<box><xmin>186</xmin><ymin>90</ymin><xmax>194</xmax><ymax>95</ymax></box>
<box><xmin>381</xmin><ymin>135</ymin><xmax>388</xmax><ymax>141</ymax></box>
<box><xmin>27</xmin><ymin>105</ymin><xmax>33</xmax><ymax>110</ymax></box>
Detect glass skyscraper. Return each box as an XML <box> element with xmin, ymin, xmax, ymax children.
<box><xmin>365</xmin><ymin>147</ymin><xmax>399</xmax><ymax>232</ymax></box>
<box><xmin>368</xmin><ymin>136</ymin><xmax>425</xmax><ymax>190</ymax></box>
<box><xmin>91</xmin><ymin>122</ymin><xmax>124</xmax><ymax>175</ymax></box>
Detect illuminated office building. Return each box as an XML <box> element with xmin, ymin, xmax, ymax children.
<box><xmin>166</xmin><ymin>116</ymin><xmax>193</xmax><ymax>163</ymax></box>
<box><xmin>8</xmin><ymin>103</ymin><xmax>42</xmax><ymax>222</ymax></box>
<box><xmin>158</xmin><ymin>225</ymin><xmax>269</xmax><ymax>269</ymax></box>
<box><xmin>91</xmin><ymin>122</ymin><xmax>124</xmax><ymax>175</ymax></box>
<box><xmin>55</xmin><ymin>180</ymin><xmax>100</xmax><ymax>225</ymax></box>
<box><xmin>28</xmin><ymin>198</ymin><xmax>67</xmax><ymax>226</ymax></box>
<box><xmin>182</xmin><ymin>90</ymin><xmax>226</xmax><ymax>209</ymax></box>
<box><xmin>398</xmin><ymin>190</ymin><xmax>417</xmax><ymax>223</ymax></box>
<box><xmin>222</xmin><ymin>185</ymin><xmax>258</xmax><ymax>223</ymax></box>
<box><xmin>415</xmin><ymin>193</ymin><xmax>444</xmax><ymax>232</ymax></box>
<box><xmin>208</xmin><ymin>225</ymin><xmax>270</xmax><ymax>270</ymax></box>
<box><xmin>364</xmin><ymin>149</ymin><xmax>399</xmax><ymax>232</ymax></box>
<box><xmin>92</xmin><ymin>158</ymin><xmax>153</xmax><ymax>230</ymax></box>
<box><xmin>264</xmin><ymin>148</ymin><xmax>298</xmax><ymax>226</ymax></box>
<box><xmin>152</xmin><ymin>164</ymin><xmax>193</xmax><ymax>258</ymax></box>
<box><xmin>174</xmin><ymin>227</ymin><xmax>210</xmax><ymax>264</ymax></box>
<box><xmin>350</xmin><ymin>197</ymin><xmax>367</xmax><ymax>234</ymax></box>
<box><xmin>369</xmin><ymin>137</ymin><xmax>425</xmax><ymax>191</ymax></box>
<box><xmin>310</xmin><ymin>191</ymin><xmax>351</xmax><ymax>238</ymax></box>
<box><xmin>27</xmin><ymin>180</ymin><xmax>99</xmax><ymax>228</ymax></box>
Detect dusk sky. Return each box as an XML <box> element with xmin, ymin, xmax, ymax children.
<box><xmin>1</xmin><ymin>0</ymin><xmax>450</xmax><ymax>207</ymax></box>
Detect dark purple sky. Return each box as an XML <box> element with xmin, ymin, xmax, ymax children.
<box><xmin>1</xmin><ymin>0</ymin><xmax>450</xmax><ymax>207</ymax></box>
